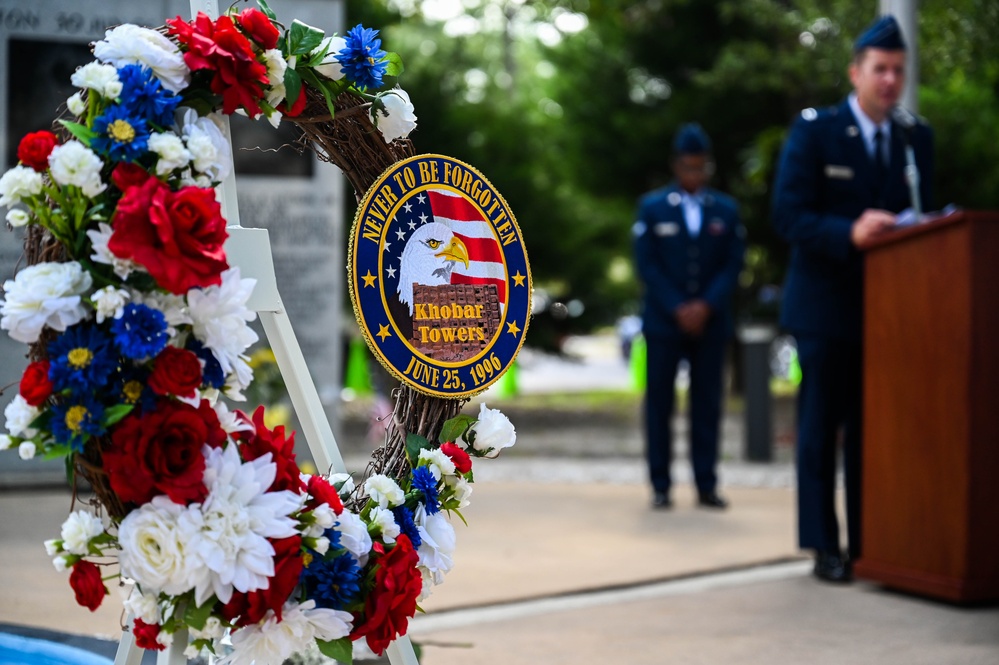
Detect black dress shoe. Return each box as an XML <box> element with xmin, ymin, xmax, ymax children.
<box><xmin>697</xmin><ymin>492</ymin><xmax>729</xmax><ymax>509</ymax></box>
<box><xmin>813</xmin><ymin>551</ymin><xmax>853</xmax><ymax>583</ymax></box>
<box><xmin>652</xmin><ymin>491</ymin><xmax>672</xmax><ymax>509</ymax></box>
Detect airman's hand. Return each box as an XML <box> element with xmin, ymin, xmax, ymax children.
<box><xmin>851</xmin><ymin>209</ymin><xmax>897</xmax><ymax>247</ymax></box>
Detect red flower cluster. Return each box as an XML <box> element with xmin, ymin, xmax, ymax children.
<box><xmin>17</xmin><ymin>130</ymin><xmax>58</xmax><ymax>171</ymax></box>
<box><xmin>236</xmin><ymin>406</ymin><xmax>304</xmax><ymax>493</ymax></box>
<box><xmin>69</xmin><ymin>561</ymin><xmax>107</xmax><ymax>612</ymax></box>
<box><xmin>149</xmin><ymin>346</ymin><xmax>203</xmax><ymax>398</ymax></box>
<box><xmin>103</xmin><ymin>399</ymin><xmax>226</xmax><ymax>506</ymax></box>
<box><xmin>19</xmin><ymin>360</ymin><xmax>53</xmax><ymax>407</ymax></box>
<box><xmin>351</xmin><ymin>536</ymin><xmax>423</xmax><ymax>655</ymax></box>
<box><xmin>440</xmin><ymin>442</ymin><xmax>472</xmax><ymax>474</ymax></box>
<box><xmin>223</xmin><ymin>535</ymin><xmax>303</xmax><ymax>626</ymax></box>
<box><xmin>109</xmin><ymin>178</ymin><xmax>228</xmax><ymax>294</ymax></box>
<box><xmin>167</xmin><ymin>11</ymin><xmax>271</xmax><ymax>117</ymax></box>
<box><xmin>306</xmin><ymin>474</ymin><xmax>344</xmax><ymax>515</ymax></box>
<box><xmin>236</xmin><ymin>8</ymin><xmax>279</xmax><ymax>50</ymax></box>
<box><xmin>133</xmin><ymin>619</ymin><xmax>165</xmax><ymax>651</ymax></box>
<box><xmin>112</xmin><ymin>162</ymin><xmax>151</xmax><ymax>192</ymax></box>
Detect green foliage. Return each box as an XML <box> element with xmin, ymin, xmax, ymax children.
<box><xmin>405</xmin><ymin>432</ymin><xmax>433</xmax><ymax>465</ymax></box>
<box><xmin>318</xmin><ymin>637</ymin><xmax>353</xmax><ymax>664</ymax></box>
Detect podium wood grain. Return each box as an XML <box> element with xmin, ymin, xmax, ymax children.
<box><xmin>856</xmin><ymin>210</ymin><xmax>999</xmax><ymax>603</ymax></box>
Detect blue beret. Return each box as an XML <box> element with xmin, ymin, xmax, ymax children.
<box><xmin>854</xmin><ymin>15</ymin><xmax>906</xmax><ymax>52</ymax></box>
<box><xmin>673</xmin><ymin>123</ymin><xmax>711</xmax><ymax>155</ymax></box>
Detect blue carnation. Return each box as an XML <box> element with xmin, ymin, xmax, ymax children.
<box><xmin>92</xmin><ymin>104</ymin><xmax>150</xmax><ymax>162</ymax></box>
<box><xmin>50</xmin><ymin>395</ymin><xmax>105</xmax><ymax>452</ymax></box>
<box><xmin>302</xmin><ymin>551</ymin><xmax>361</xmax><ymax>610</ymax></box>
<box><xmin>111</xmin><ymin>303</ymin><xmax>168</xmax><ymax>360</ymax></box>
<box><xmin>48</xmin><ymin>325</ymin><xmax>117</xmax><ymax>392</ymax></box>
<box><xmin>187</xmin><ymin>338</ymin><xmax>225</xmax><ymax>389</ymax></box>
<box><xmin>337</xmin><ymin>24</ymin><xmax>389</xmax><ymax>90</ymax></box>
<box><xmin>410</xmin><ymin>466</ymin><xmax>440</xmax><ymax>515</ymax></box>
<box><xmin>392</xmin><ymin>505</ymin><xmax>422</xmax><ymax>548</ymax></box>
<box><xmin>118</xmin><ymin>64</ymin><xmax>181</xmax><ymax>127</ymax></box>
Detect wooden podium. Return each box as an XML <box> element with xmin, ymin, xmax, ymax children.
<box><xmin>855</xmin><ymin>210</ymin><xmax>999</xmax><ymax>603</ymax></box>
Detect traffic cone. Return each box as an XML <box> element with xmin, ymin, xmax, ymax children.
<box><xmin>345</xmin><ymin>337</ymin><xmax>373</xmax><ymax>395</ymax></box>
<box><xmin>494</xmin><ymin>360</ymin><xmax>519</xmax><ymax>398</ymax></box>
<box><xmin>630</xmin><ymin>334</ymin><xmax>647</xmax><ymax>393</ymax></box>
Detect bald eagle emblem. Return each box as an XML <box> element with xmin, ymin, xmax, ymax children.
<box><xmin>396</xmin><ymin>221</ymin><xmax>469</xmax><ymax>315</ymax></box>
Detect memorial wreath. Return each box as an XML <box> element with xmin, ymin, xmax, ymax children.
<box><xmin>0</xmin><ymin>3</ymin><xmax>519</xmax><ymax>663</ymax></box>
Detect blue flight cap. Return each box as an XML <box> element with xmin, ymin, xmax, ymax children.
<box><xmin>854</xmin><ymin>15</ymin><xmax>906</xmax><ymax>52</ymax></box>
<box><xmin>673</xmin><ymin>123</ymin><xmax>711</xmax><ymax>155</ymax></box>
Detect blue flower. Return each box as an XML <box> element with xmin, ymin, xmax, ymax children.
<box><xmin>92</xmin><ymin>104</ymin><xmax>150</xmax><ymax>162</ymax></box>
<box><xmin>50</xmin><ymin>395</ymin><xmax>105</xmax><ymax>452</ymax></box>
<box><xmin>325</xmin><ymin>526</ymin><xmax>342</xmax><ymax>552</ymax></box>
<box><xmin>48</xmin><ymin>325</ymin><xmax>117</xmax><ymax>392</ymax></box>
<box><xmin>392</xmin><ymin>505</ymin><xmax>422</xmax><ymax>548</ymax></box>
<box><xmin>115</xmin><ymin>367</ymin><xmax>156</xmax><ymax>414</ymax></box>
<box><xmin>336</xmin><ymin>24</ymin><xmax>389</xmax><ymax>90</ymax></box>
<box><xmin>302</xmin><ymin>551</ymin><xmax>361</xmax><ymax>610</ymax></box>
<box><xmin>111</xmin><ymin>303</ymin><xmax>168</xmax><ymax>360</ymax></box>
<box><xmin>187</xmin><ymin>338</ymin><xmax>225</xmax><ymax>389</ymax></box>
<box><xmin>118</xmin><ymin>64</ymin><xmax>181</xmax><ymax>127</ymax></box>
<box><xmin>410</xmin><ymin>465</ymin><xmax>440</xmax><ymax>515</ymax></box>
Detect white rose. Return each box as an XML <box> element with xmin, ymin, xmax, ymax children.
<box><xmin>60</xmin><ymin>510</ymin><xmax>105</xmax><ymax>555</ymax></box>
<box><xmin>70</xmin><ymin>61</ymin><xmax>121</xmax><ymax>98</ymax></box>
<box><xmin>66</xmin><ymin>92</ymin><xmax>87</xmax><ymax>116</ymax></box>
<box><xmin>312</xmin><ymin>36</ymin><xmax>347</xmax><ymax>80</ymax></box>
<box><xmin>263</xmin><ymin>49</ymin><xmax>289</xmax><ymax>107</ymax></box>
<box><xmin>48</xmin><ymin>141</ymin><xmax>106</xmax><ymax>197</ymax></box>
<box><xmin>91</xmin><ymin>285</ymin><xmax>129</xmax><ymax>324</ymax></box>
<box><xmin>44</xmin><ymin>539</ymin><xmax>61</xmax><ymax>556</ymax></box>
<box><xmin>6</xmin><ymin>209</ymin><xmax>30</xmax><ymax>227</ymax></box>
<box><xmin>123</xmin><ymin>590</ymin><xmax>162</xmax><ymax>624</ymax></box>
<box><xmin>190</xmin><ymin>616</ymin><xmax>224</xmax><ymax>640</ymax></box>
<box><xmin>419</xmin><ymin>448</ymin><xmax>456</xmax><ymax>480</ymax></box>
<box><xmin>147</xmin><ymin>133</ymin><xmax>191</xmax><ymax>176</ymax></box>
<box><xmin>314</xmin><ymin>536</ymin><xmax>330</xmax><ymax>556</ymax></box>
<box><xmin>18</xmin><ymin>441</ymin><xmax>36</xmax><ymax>460</ymax></box>
<box><xmin>0</xmin><ymin>434</ymin><xmax>13</xmax><ymax>450</ymax></box>
<box><xmin>178</xmin><ymin>108</ymin><xmax>231</xmax><ymax>181</ymax></box>
<box><xmin>463</xmin><ymin>403</ymin><xmax>517</xmax><ymax>458</ymax></box>
<box><xmin>445</xmin><ymin>474</ymin><xmax>473</xmax><ymax>509</ymax></box>
<box><xmin>53</xmin><ymin>555</ymin><xmax>70</xmax><ymax>573</ymax></box>
<box><xmin>328</xmin><ymin>472</ymin><xmax>355</xmax><ymax>498</ymax></box>
<box><xmin>312</xmin><ymin>503</ymin><xmax>335</xmax><ymax>530</ymax></box>
<box><xmin>87</xmin><ymin>222</ymin><xmax>139</xmax><ymax>280</ymax></box>
<box><xmin>94</xmin><ymin>24</ymin><xmax>190</xmax><ymax>93</ymax></box>
<box><xmin>364</xmin><ymin>473</ymin><xmax>405</xmax><ymax>508</ymax></box>
<box><xmin>0</xmin><ymin>166</ymin><xmax>44</xmax><ymax>208</ymax></box>
<box><xmin>5</xmin><ymin>395</ymin><xmax>39</xmax><ymax>438</ymax></box>
<box><xmin>417</xmin><ymin>512</ymin><xmax>456</xmax><ymax>586</ymax></box>
<box><xmin>371</xmin><ymin>88</ymin><xmax>417</xmax><ymax>143</ymax></box>
<box><xmin>334</xmin><ymin>510</ymin><xmax>372</xmax><ymax>566</ymax></box>
<box><xmin>369</xmin><ymin>506</ymin><xmax>400</xmax><ymax>544</ymax></box>
<box><xmin>0</xmin><ymin>261</ymin><xmax>92</xmax><ymax>344</ymax></box>
<box><xmin>118</xmin><ymin>496</ymin><xmax>199</xmax><ymax>595</ymax></box>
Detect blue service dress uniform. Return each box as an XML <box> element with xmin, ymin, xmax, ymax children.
<box><xmin>634</xmin><ymin>184</ymin><xmax>746</xmax><ymax>498</ymax></box>
<box><xmin>772</xmin><ymin>100</ymin><xmax>934</xmax><ymax>558</ymax></box>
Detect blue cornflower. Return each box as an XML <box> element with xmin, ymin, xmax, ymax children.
<box><xmin>111</xmin><ymin>303</ymin><xmax>168</xmax><ymax>360</ymax></box>
<box><xmin>92</xmin><ymin>104</ymin><xmax>150</xmax><ymax>162</ymax></box>
<box><xmin>117</xmin><ymin>64</ymin><xmax>181</xmax><ymax>127</ymax></box>
<box><xmin>392</xmin><ymin>505</ymin><xmax>422</xmax><ymax>548</ymax></box>
<box><xmin>410</xmin><ymin>466</ymin><xmax>440</xmax><ymax>515</ymax></box>
<box><xmin>336</xmin><ymin>24</ymin><xmax>388</xmax><ymax>90</ymax></box>
<box><xmin>302</xmin><ymin>551</ymin><xmax>362</xmax><ymax>610</ymax></box>
<box><xmin>115</xmin><ymin>367</ymin><xmax>157</xmax><ymax>414</ymax></box>
<box><xmin>48</xmin><ymin>325</ymin><xmax>118</xmax><ymax>392</ymax></box>
<box><xmin>50</xmin><ymin>395</ymin><xmax>105</xmax><ymax>452</ymax></box>
<box><xmin>187</xmin><ymin>338</ymin><xmax>225</xmax><ymax>389</ymax></box>
<box><xmin>325</xmin><ymin>526</ymin><xmax>342</xmax><ymax>552</ymax></box>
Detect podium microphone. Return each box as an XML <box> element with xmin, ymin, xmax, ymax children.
<box><xmin>891</xmin><ymin>105</ymin><xmax>923</xmax><ymax>221</ymax></box>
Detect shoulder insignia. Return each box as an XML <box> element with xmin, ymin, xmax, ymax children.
<box><xmin>801</xmin><ymin>108</ymin><xmax>818</xmax><ymax>121</ymax></box>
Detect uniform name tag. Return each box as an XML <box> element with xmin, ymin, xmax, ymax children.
<box><xmin>707</xmin><ymin>219</ymin><xmax>726</xmax><ymax>235</ymax></box>
<box><xmin>655</xmin><ymin>222</ymin><xmax>681</xmax><ymax>237</ymax></box>
<box><xmin>824</xmin><ymin>165</ymin><xmax>854</xmax><ymax>180</ymax></box>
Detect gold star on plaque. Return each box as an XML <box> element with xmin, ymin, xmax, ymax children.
<box><xmin>362</xmin><ymin>270</ymin><xmax>377</xmax><ymax>288</ymax></box>
<box><xmin>512</xmin><ymin>271</ymin><xmax>526</xmax><ymax>287</ymax></box>
<box><xmin>506</xmin><ymin>320</ymin><xmax>521</xmax><ymax>336</ymax></box>
<box><xmin>376</xmin><ymin>324</ymin><xmax>392</xmax><ymax>341</ymax></box>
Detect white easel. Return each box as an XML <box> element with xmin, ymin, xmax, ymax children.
<box><xmin>112</xmin><ymin>2</ymin><xmax>419</xmax><ymax>663</ymax></box>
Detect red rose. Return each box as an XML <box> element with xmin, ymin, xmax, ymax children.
<box><xmin>222</xmin><ymin>535</ymin><xmax>303</xmax><ymax>626</ymax></box>
<box><xmin>236</xmin><ymin>8</ymin><xmax>279</xmax><ymax>50</ymax></box>
<box><xmin>168</xmin><ymin>13</ymin><xmax>269</xmax><ymax>117</ymax></box>
<box><xmin>237</xmin><ymin>406</ymin><xmax>304</xmax><ymax>493</ymax></box>
<box><xmin>112</xmin><ymin>162</ymin><xmax>151</xmax><ymax>191</ymax></box>
<box><xmin>351</xmin><ymin>535</ymin><xmax>422</xmax><ymax>655</ymax></box>
<box><xmin>104</xmin><ymin>399</ymin><xmax>226</xmax><ymax>506</ymax></box>
<box><xmin>69</xmin><ymin>560</ymin><xmax>107</xmax><ymax>612</ymax></box>
<box><xmin>277</xmin><ymin>86</ymin><xmax>309</xmax><ymax>118</ymax></box>
<box><xmin>149</xmin><ymin>346</ymin><xmax>203</xmax><ymax>398</ymax></box>
<box><xmin>108</xmin><ymin>177</ymin><xmax>228</xmax><ymax>295</ymax></box>
<box><xmin>440</xmin><ymin>442</ymin><xmax>472</xmax><ymax>474</ymax></box>
<box><xmin>19</xmin><ymin>360</ymin><xmax>53</xmax><ymax>407</ymax></box>
<box><xmin>133</xmin><ymin>619</ymin><xmax>166</xmax><ymax>651</ymax></box>
<box><xmin>17</xmin><ymin>130</ymin><xmax>58</xmax><ymax>171</ymax></box>
<box><xmin>307</xmin><ymin>474</ymin><xmax>344</xmax><ymax>515</ymax></box>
